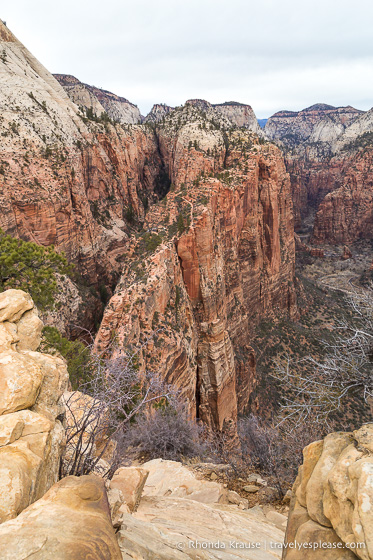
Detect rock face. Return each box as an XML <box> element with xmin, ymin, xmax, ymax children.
<box><xmin>0</xmin><ymin>21</ymin><xmax>162</xmax><ymax>288</ymax></box>
<box><xmin>284</xmin><ymin>423</ymin><xmax>373</xmax><ymax>559</ymax></box>
<box><xmin>144</xmin><ymin>103</ymin><xmax>175</xmax><ymax>123</ymax></box>
<box><xmin>54</xmin><ymin>74</ymin><xmax>143</xmax><ymax>124</ymax></box>
<box><xmin>265</xmin><ymin>103</ymin><xmax>373</xmax><ymax>245</ymax></box>
<box><xmin>213</xmin><ymin>101</ymin><xmax>263</xmax><ymax>133</ymax></box>
<box><xmin>0</xmin><ymin>475</ymin><xmax>122</xmax><ymax>560</ymax></box>
<box><xmin>0</xmin><ymin>289</ymin><xmax>69</xmax><ymax>523</ymax></box>
<box><xmin>312</xmin><ymin>148</ymin><xmax>373</xmax><ymax>244</ymax></box>
<box><xmin>1</xmin><ymin>21</ymin><xmax>297</xmax><ymax>433</ymax></box>
<box><xmin>265</xmin><ymin>104</ymin><xmax>363</xmax><ymax>148</ymax></box>
<box><xmin>186</xmin><ymin>99</ymin><xmax>263</xmax><ymax>134</ymax></box>
<box><xmin>95</xmin><ymin>103</ymin><xmax>297</xmax><ymax>434</ymax></box>
<box><xmin>117</xmin><ymin>459</ymin><xmax>286</xmax><ymax>559</ymax></box>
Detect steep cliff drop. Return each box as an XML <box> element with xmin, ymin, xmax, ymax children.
<box><xmin>95</xmin><ymin>104</ymin><xmax>297</xmax><ymax>435</ymax></box>
<box><xmin>265</xmin><ymin>103</ymin><xmax>373</xmax><ymax>245</ymax></box>
<box><xmin>0</xmin><ymin>19</ymin><xmax>162</xmax><ymax>289</ymax></box>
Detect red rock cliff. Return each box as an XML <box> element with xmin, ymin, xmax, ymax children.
<box><xmin>95</xmin><ymin>109</ymin><xmax>297</xmax><ymax>434</ymax></box>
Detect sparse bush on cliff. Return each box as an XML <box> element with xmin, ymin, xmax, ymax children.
<box><xmin>41</xmin><ymin>326</ymin><xmax>93</xmax><ymax>389</ymax></box>
<box><xmin>238</xmin><ymin>415</ymin><xmax>321</xmax><ymax>497</ymax></box>
<box><xmin>0</xmin><ymin>229</ymin><xmax>72</xmax><ymax>310</ymax></box>
<box><xmin>272</xmin><ymin>286</ymin><xmax>373</xmax><ymax>427</ymax></box>
<box><xmin>121</xmin><ymin>405</ymin><xmax>205</xmax><ymax>462</ymax></box>
<box><xmin>61</xmin><ymin>349</ymin><xmax>181</xmax><ymax>479</ymax></box>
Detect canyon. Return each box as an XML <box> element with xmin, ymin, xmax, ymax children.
<box><xmin>1</xmin><ymin>17</ymin><xmax>373</xmax><ymax>560</ymax></box>
<box><xmin>265</xmin><ymin>104</ymin><xmax>373</xmax><ymax>244</ymax></box>
<box><xmin>0</xmin><ymin>20</ymin><xmax>297</xmax><ymax>434</ymax></box>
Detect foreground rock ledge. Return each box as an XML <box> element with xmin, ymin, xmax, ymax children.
<box><xmin>0</xmin><ymin>475</ymin><xmax>122</xmax><ymax>560</ymax></box>
<box><xmin>0</xmin><ymin>289</ymin><xmax>68</xmax><ymax>523</ymax></box>
<box><xmin>284</xmin><ymin>423</ymin><xmax>373</xmax><ymax>560</ymax></box>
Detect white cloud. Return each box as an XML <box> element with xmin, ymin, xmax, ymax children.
<box><xmin>3</xmin><ymin>0</ymin><xmax>373</xmax><ymax>117</ymax></box>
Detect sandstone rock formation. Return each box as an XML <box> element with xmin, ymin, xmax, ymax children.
<box><xmin>312</xmin><ymin>149</ymin><xmax>373</xmax><ymax>244</ymax></box>
<box><xmin>266</xmin><ymin>102</ymin><xmax>373</xmax><ymax>247</ymax></box>
<box><xmin>55</xmin><ymin>74</ymin><xmax>143</xmax><ymax>124</ymax></box>
<box><xmin>265</xmin><ymin>103</ymin><xmax>373</xmax><ymax>245</ymax></box>
<box><xmin>95</xmin><ymin>104</ymin><xmax>297</xmax><ymax>434</ymax></box>
<box><xmin>109</xmin><ymin>466</ymin><xmax>149</xmax><ymax>512</ymax></box>
<box><xmin>0</xmin><ymin>20</ymin><xmax>162</xmax><ymax>290</ymax></box>
<box><xmin>144</xmin><ymin>103</ymin><xmax>175</xmax><ymax>122</ymax></box>
<box><xmin>0</xmin><ymin>475</ymin><xmax>122</xmax><ymax>560</ymax></box>
<box><xmin>186</xmin><ymin>98</ymin><xmax>263</xmax><ymax>134</ymax></box>
<box><xmin>284</xmin><ymin>423</ymin><xmax>373</xmax><ymax>559</ymax></box>
<box><xmin>0</xmin><ymin>289</ymin><xmax>68</xmax><ymax>523</ymax></box>
<box><xmin>265</xmin><ymin>104</ymin><xmax>363</xmax><ymax>148</ymax></box>
<box><xmin>116</xmin><ymin>459</ymin><xmax>286</xmax><ymax>559</ymax></box>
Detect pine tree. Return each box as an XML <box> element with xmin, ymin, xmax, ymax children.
<box><xmin>0</xmin><ymin>229</ymin><xmax>72</xmax><ymax>310</ymax></box>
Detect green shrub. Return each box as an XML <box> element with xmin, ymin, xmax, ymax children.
<box><xmin>0</xmin><ymin>229</ymin><xmax>72</xmax><ymax>310</ymax></box>
<box><xmin>41</xmin><ymin>326</ymin><xmax>93</xmax><ymax>389</ymax></box>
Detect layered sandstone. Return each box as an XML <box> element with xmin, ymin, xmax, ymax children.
<box><xmin>0</xmin><ymin>20</ymin><xmax>162</xmax><ymax>288</ymax></box>
<box><xmin>265</xmin><ymin>103</ymin><xmax>373</xmax><ymax>244</ymax></box>
<box><xmin>54</xmin><ymin>74</ymin><xmax>143</xmax><ymax>124</ymax></box>
<box><xmin>284</xmin><ymin>424</ymin><xmax>373</xmax><ymax>560</ymax></box>
<box><xmin>312</xmin><ymin>149</ymin><xmax>373</xmax><ymax>244</ymax></box>
<box><xmin>0</xmin><ymin>289</ymin><xmax>68</xmax><ymax>523</ymax></box>
<box><xmin>95</xmin><ymin>105</ymin><xmax>297</xmax><ymax>434</ymax></box>
<box><xmin>0</xmin><ymin>475</ymin><xmax>122</xmax><ymax>560</ymax></box>
<box><xmin>144</xmin><ymin>103</ymin><xmax>175</xmax><ymax>123</ymax></box>
<box><xmin>186</xmin><ymin>99</ymin><xmax>263</xmax><ymax>134</ymax></box>
<box><xmin>265</xmin><ymin>104</ymin><xmax>363</xmax><ymax>148</ymax></box>
<box><xmin>116</xmin><ymin>459</ymin><xmax>286</xmax><ymax>560</ymax></box>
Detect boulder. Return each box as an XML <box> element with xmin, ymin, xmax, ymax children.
<box><xmin>142</xmin><ymin>459</ymin><xmax>225</xmax><ymax>503</ymax></box>
<box><xmin>0</xmin><ymin>290</ymin><xmax>68</xmax><ymax>523</ymax></box>
<box><xmin>284</xmin><ymin>423</ymin><xmax>373</xmax><ymax>560</ymax></box>
<box><xmin>0</xmin><ymin>475</ymin><xmax>122</xmax><ymax>559</ymax></box>
<box><xmin>110</xmin><ymin>466</ymin><xmax>149</xmax><ymax>513</ymax></box>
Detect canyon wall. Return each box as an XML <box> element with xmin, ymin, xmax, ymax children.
<box><xmin>0</xmin><ymin>21</ymin><xmax>297</xmax><ymax>431</ymax></box>
<box><xmin>96</xmin><ymin>105</ymin><xmax>297</xmax><ymax>433</ymax></box>
<box><xmin>54</xmin><ymin>74</ymin><xmax>143</xmax><ymax>124</ymax></box>
<box><xmin>0</xmin><ymin>20</ymin><xmax>162</xmax><ymax>290</ymax></box>
<box><xmin>265</xmin><ymin>104</ymin><xmax>373</xmax><ymax>245</ymax></box>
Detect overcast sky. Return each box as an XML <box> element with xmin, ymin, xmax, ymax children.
<box><xmin>3</xmin><ymin>0</ymin><xmax>373</xmax><ymax>118</ymax></box>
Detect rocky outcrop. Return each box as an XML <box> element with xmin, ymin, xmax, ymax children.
<box><xmin>312</xmin><ymin>149</ymin><xmax>373</xmax><ymax>244</ymax></box>
<box><xmin>284</xmin><ymin>423</ymin><xmax>373</xmax><ymax>559</ymax></box>
<box><xmin>0</xmin><ymin>21</ymin><xmax>162</xmax><ymax>289</ymax></box>
<box><xmin>144</xmin><ymin>103</ymin><xmax>174</xmax><ymax>123</ymax></box>
<box><xmin>54</xmin><ymin>74</ymin><xmax>143</xmax><ymax>124</ymax></box>
<box><xmin>116</xmin><ymin>459</ymin><xmax>286</xmax><ymax>559</ymax></box>
<box><xmin>186</xmin><ymin>99</ymin><xmax>263</xmax><ymax>134</ymax></box>
<box><xmin>213</xmin><ymin>101</ymin><xmax>263</xmax><ymax>133</ymax></box>
<box><xmin>0</xmin><ymin>475</ymin><xmax>122</xmax><ymax>560</ymax></box>
<box><xmin>265</xmin><ymin>103</ymin><xmax>373</xmax><ymax>244</ymax></box>
<box><xmin>265</xmin><ymin>104</ymin><xmax>363</xmax><ymax>148</ymax></box>
<box><xmin>0</xmin><ymin>289</ymin><xmax>69</xmax><ymax>523</ymax></box>
<box><xmin>95</xmin><ymin>105</ymin><xmax>297</xmax><ymax>434</ymax></box>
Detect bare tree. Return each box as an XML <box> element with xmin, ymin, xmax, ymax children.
<box><xmin>61</xmin><ymin>350</ymin><xmax>178</xmax><ymax>479</ymax></box>
<box><xmin>238</xmin><ymin>415</ymin><xmax>322</xmax><ymax>497</ymax></box>
<box><xmin>121</xmin><ymin>404</ymin><xmax>205</xmax><ymax>462</ymax></box>
<box><xmin>271</xmin><ymin>286</ymin><xmax>373</xmax><ymax>429</ymax></box>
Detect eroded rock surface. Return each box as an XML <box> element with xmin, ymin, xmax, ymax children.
<box><xmin>265</xmin><ymin>102</ymin><xmax>373</xmax><ymax>245</ymax></box>
<box><xmin>116</xmin><ymin>459</ymin><xmax>285</xmax><ymax>559</ymax></box>
<box><xmin>0</xmin><ymin>289</ymin><xmax>68</xmax><ymax>523</ymax></box>
<box><xmin>284</xmin><ymin>424</ymin><xmax>373</xmax><ymax>559</ymax></box>
<box><xmin>95</xmin><ymin>106</ymin><xmax>297</xmax><ymax>434</ymax></box>
<box><xmin>0</xmin><ymin>475</ymin><xmax>122</xmax><ymax>560</ymax></box>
